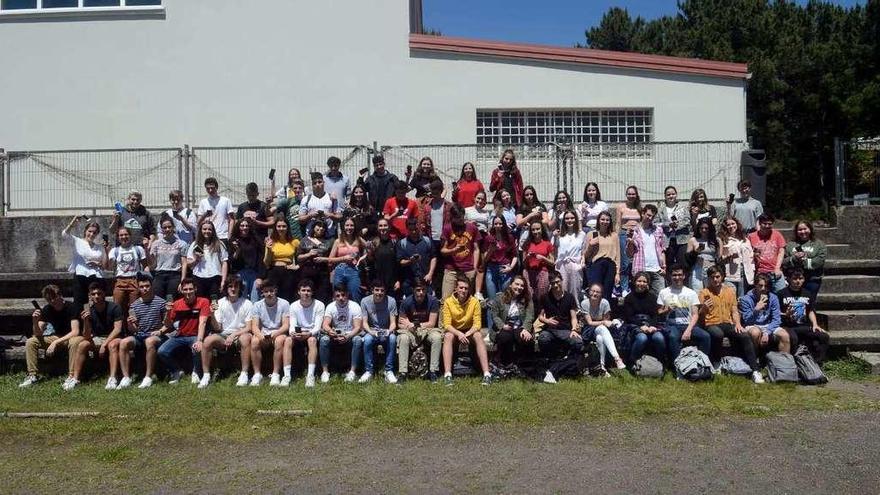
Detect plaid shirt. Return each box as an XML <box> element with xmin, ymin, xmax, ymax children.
<box><xmin>628</xmin><ymin>223</ymin><xmax>667</xmax><ymax>274</ymax></box>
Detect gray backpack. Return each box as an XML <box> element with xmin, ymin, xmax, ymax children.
<box><xmin>632</xmin><ymin>355</ymin><xmax>664</xmax><ymax>378</ymax></box>
<box><xmin>794</xmin><ymin>345</ymin><xmax>828</xmax><ymax>385</ymax></box>
<box><xmin>765</xmin><ymin>351</ymin><xmax>799</xmax><ymax>383</ymax></box>
<box><xmin>674</xmin><ymin>346</ymin><xmax>714</xmax><ymax>381</ymax></box>
<box><xmin>719</xmin><ymin>356</ymin><xmax>753</xmax><ymax>376</ymax></box>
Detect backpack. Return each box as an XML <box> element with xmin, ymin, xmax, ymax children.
<box><xmin>408</xmin><ymin>346</ymin><xmax>428</xmax><ymax>377</ymax></box>
<box><xmin>632</xmin><ymin>355</ymin><xmax>664</xmax><ymax>378</ymax></box>
<box><xmin>547</xmin><ymin>353</ymin><xmax>584</xmax><ymax>378</ymax></box>
<box><xmin>765</xmin><ymin>351</ymin><xmax>799</xmax><ymax>383</ymax></box>
<box><xmin>674</xmin><ymin>346</ymin><xmax>714</xmax><ymax>381</ymax></box>
<box><xmin>794</xmin><ymin>345</ymin><xmax>828</xmax><ymax>385</ymax></box>
<box><xmin>719</xmin><ymin>356</ymin><xmax>753</xmax><ymax>376</ymax></box>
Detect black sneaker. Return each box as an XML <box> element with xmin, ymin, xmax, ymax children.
<box><xmin>481</xmin><ymin>375</ymin><xmax>492</xmax><ymax>386</ymax></box>
<box><xmin>444</xmin><ymin>375</ymin><xmax>454</xmax><ymax>386</ymax></box>
<box><xmin>426</xmin><ymin>371</ymin><xmax>439</xmax><ymax>384</ymax></box>
<box><xmin>396</xmin><ymin>374</ymin><xmax>407</xmax><ymax>384</ymax></box>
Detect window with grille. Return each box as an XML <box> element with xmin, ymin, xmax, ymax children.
<box><xmin>476</xmin><ymin>109</ymin><xmax>653</xmax><ymax>158</ymax></box>
<box><xmin>1</xmin><ymin>0</ymin><xmax>161</xmax><ymax>14</ymax></box>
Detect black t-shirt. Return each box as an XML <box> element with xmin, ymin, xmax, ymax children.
<box><xmin>539</xmin><ymin>291</ymin><xmax>577</xmax><ymax>330</ymax></box>
<box><xmin>776</xmin><ymin>287</ymin><xmax>815</xmax><ymax>327</ymax></box>
<box><xmin>40</xmin><ymin>301</ymin><xmax>79</xmax><ymax>337</ymax></box>
<box><xmin>623</xmin><ymin>291</ymin><xmax>659</xmax><ymax>326</ymax></box>
<box><xmin>372</xmin><ymin>238</ymin><xmax>398</xmax><ymax>289</ymax></box>
<box><xmin>89</xmin><ymin>302</ymin><xmax>124</xmax><ymax>337</ymax></box>
<box><xmin>401</xmin><ymin>295</ymin><xmax>440</xmax><ymax>326</ymax></box>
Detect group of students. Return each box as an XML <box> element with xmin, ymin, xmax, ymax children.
<box><xmin>17</xmin><ymin>149</ymin><xmax>831</xmax><ymax>389</ymax></box>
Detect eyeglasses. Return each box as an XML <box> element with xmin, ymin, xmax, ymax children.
<box><xmin>550</xmin><ymin>280</ymin><xmax>562</xmax><ymax>286</ymax></box>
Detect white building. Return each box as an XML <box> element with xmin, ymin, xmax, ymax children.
<box><xmin>0</xmin><ymin>0</ymin><xmax>749</xmax><ymax>210</ymax></box>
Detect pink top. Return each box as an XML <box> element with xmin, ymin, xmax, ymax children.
<box><xmin>748</xmin><ymin>230</ymin><xmax>786</xmax><ymax>274</ymax></box>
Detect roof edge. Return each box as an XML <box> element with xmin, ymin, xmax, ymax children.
<box><xmin>409</xmin><ymin>34</ymin><xmax>749</xmax><ymax>80</ymax></box>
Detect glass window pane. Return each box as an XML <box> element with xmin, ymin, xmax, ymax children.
<box><xmin>2</xmin><ymin>0</ymin><xmax>37</xmax><ymax>9</ymax></box>
<box><xmin>84</xmin><ymin>0</ymin><xmax>120</xmax><ymax>6</ymax></box>
<box><xmin>43</xmin><ymin>0</ymin><xmax>77</xmax><ymax>7</ymax></box>
<box><xmin>125</xmin><ymin>0</ymin><xmax>161</xmax><ymax>4</ymax></box>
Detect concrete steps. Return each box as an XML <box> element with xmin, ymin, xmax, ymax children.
<box><xmin>827</xmin><ymin>330</ymin><xmax>880</xmax><ymax>352</ymax></box>
<box><xmin>821</xmin><ymin>275</ymin><xmax>880</xmax><ymax>293</ymax></box>
<box><xmin>0</xmin><ymin>272</ymin><xmax>76</xmax><ymax>299</ymax></box>
<box><xmin>820</xmin><ymin>309</ymin><xmax>880</xmax><ymax>331</ymax></box>
<box><xmin>824</xmin><ymin>259</ymin><xmax>880</xmax><ymax>276</ymax></box>
<box><xmin>816</xmin><ymin>292</ymin><xmax>880</xmax><ymax>311</ymax></box>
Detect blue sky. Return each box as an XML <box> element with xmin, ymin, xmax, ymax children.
<box><xmin>423</xmin><ymin>0</ymin><xmax>866</xmax><ymax>47</ymax></box>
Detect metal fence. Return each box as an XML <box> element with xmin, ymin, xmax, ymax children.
<box><xmin>835</xmin><ymin>137</ymin><xmax>880</xmax><ymax>205</ymax></box>
<box><xmin>0</xmin><ymin>141</ymin><xmax>745</xmax><ymax>215</ymax></box>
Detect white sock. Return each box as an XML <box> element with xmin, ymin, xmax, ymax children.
<box><xmin>307</xmin><ymin>364</ymin><xmax>316</xmax><ymax>376</ymax></box>
<box><xmin>444</xmin><ymin>372</ymin><xmax>452</xmax><ymax>378</ymax></box>
<box><xmin>483</xmin><ymin>372</ymin><xmax>491</xmax><ymax>377</ymax></box>
<box><xmin>283</xmin><ymin>365</ymin><xmax>291</xmax><ymax>377</ymax></box>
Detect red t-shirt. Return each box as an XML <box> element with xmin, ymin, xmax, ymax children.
<box><xmin>169</xmin><ymin>297</ymin><xmax>210</xmax><ymax>337</ymax></box>
<box><xmin>525</xmin><ymin>239</ymin><xmax>553</xmax><ymax>271</ymax></box>
<box><xmin>382</xmin><ymin>197</ymin><xmax>419</xmax><ymax>238</ymax></box>
<box><xmin>454</xmin><ymin>180</ymin><xmax>484</xmax><ymax>208</ymax></box>
<box><xmin>748</xmin><ymin>229</ymin><xmax>786</xmax><ymax>274</ymax></box>
<box><xmin>442</xmin><ymin>223</ymin><xmax>479</xmax><ymax>272</ymax></box>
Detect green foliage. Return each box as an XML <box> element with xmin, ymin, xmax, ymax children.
<box><xmin>825</xmin><ymin>355</ymin><xmax>873</xmax><ymax>380</ymax></box>
<box><xmin>581</xmin><ymin>0</ymin><xmax>880</xmax><ymax>215</ymax></box>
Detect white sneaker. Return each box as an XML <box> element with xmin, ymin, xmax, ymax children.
<box><xmin>752</xmin><ymin>371</ymin><xmax>765</xmax><ymax>384</ymax></box>
<box><xmin>615</xmin><ymin>358</ymin><xmax>626</xmax><ymax>370</ymax></box>
<box><xmin>138</xmin><ymin>376</ymin><xmax>154</xmax><ymax>389</ymax></box>
<box><xmin>385</xmin><ymin>371</ymin><xmax>398</xmax><ymax>384</ymax></box>
<box><xmin>269</xmin><ymin>373</ymin><xmax>281</xmax><ymax>386</ymax></box>
<box><xmin>358</xmin><ymin>371</ymin><xmax>373</xmax><ymax>383</ymax></box>
<box><xmin>320</xmin><ymin>371</ymin><xmax>330</xmax><ymax>383</ymax></box>
<box><xmin>305</xmin><ymin>374</ymin><xmax>316</xmax><ymax>388</ymax></box>
<box><xmin>280</xmin><ymin>375</ymin><xmax>291</xmax><ymax>387</ymax></box>
<box><xmin>543</xmin><ymin>370</ymin><xmax>557</xmax><ymax>384</ymax></box>
<box><xmin>197</xmin><ymin>374</ymin><xmax>211</xmax><ymax>389</ymax></box>
<box><xmin>117</xmin><ymin>376</ymin><xmax>132</xmax><ymax>390</ymax></box>
<box><xmin>236</xmin><ymin>372</ymin><xmax>249</xmax><ymax>387</ymax></box>
<box><xmin>191</xmin><ymin>372</ymin><xmax>200</xmax><ymax>385</ymax></box>
<box><xmin>19</xmin><ymin>375</ymin><xmax>38</xmax><ymax>388</ymax></box>
<box><xmin>62</xmin><ymin>378</ymin><xmax>79</xmax><ymax>391</ymax></box>
<box><xmin>105</xmin><ymin>377</ymin><xmax>118</xmax><ymax>390</ymax></box>
<box><xmin>250</xmin><ymin>373</ymin><xmax>263</xmax><ymax>386</ymax></box>
<box><xmin>344</xmin><ymin>370</ymin><xmax>357</xmax><ymax>382</ymax></box>
<box><xmin>168</xmin><ymin>370</ymin><xmax>184</xmax><ymax>385</ymax></box>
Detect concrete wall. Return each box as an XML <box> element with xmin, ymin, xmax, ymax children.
<box><xmin>0</xmin><ymin>216</ymin><xmax>113</xmax><ymax>273</ymax></box>
<box><xmin>0</xmin><ymin>0</ymin><xmax>746</xmax><ymax>150</ymax></box>
<box><xmin>832</xmin><ymin>206</ymin><xmax>880</xmax><ymax>258</ymax></box>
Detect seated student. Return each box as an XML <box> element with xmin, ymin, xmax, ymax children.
<box><xmin>75</xmin><ymin>283</ymin><xmax>124</xmax><ymax>390</ymax></box>
<box><xmin>200</xmin><ymin>277</ymin><xmax>254</xmax><ymax>388</ymax></box>
<box><xmin>699</xmin><ymin>265</ymin><xmax>764</xmax><ymax>383</ymax></box>
<box><xmin>623</xmin><ymin>272</ymin><xmax>665</xmax><ymax>364</ymax></box>
<box><xmin>120</xmin><ymin>274</ymin><xmax>167</xmax><ymax>389</ymax></box>
<box><xmin>320</xmin><ymin>283</ymin><xmax>365</xmax><ymax>383</ymax></box>
<box><xmin>396</xmin><ymin>279</ymin><xmax>443</xmax><ymax>383</ymax></box>
<box><xmin>441</xmin><ymin>276</ymin><xmax>492</xmax><ymax>386</ymax></box>
<box><xmin>20</xmin><ymin>284</ymin><xmax>83</xmax><ymax>390</ymax></box>
<box><xmin>157</xmin><ymin>278</ymin><xmax>210</xmax><ymax>385</ymax></box>
<box><xmin>740</xmin><ymin>273</ymin><xmax>790</xmax><ymax>353</ymax></box>
<box><xmin>289</xmin><ymin>279</ymin><xmax>323</xmax><ymax>388</ymax></box>
<box><xmin>536</xmin><ymin>271</ymin><xmax>583</xmax><ymax>384</ymax></box>
<box><xmin>580</xmin><ymin>282</ymin><xmax>626</xmax><ymax>375</ymax></box>
<box><xmin>358</xmin><ymin>280</ymin><xmax>399</xmax><ymax>384</ymax></box>
<box><xmin>656</xmin><ymin>264</ymin><xmax>711</xmax><ymax>363</ymax></box>
<box><xmin>777</xmin><ymin>268</ymin><xmax>830</xmax><ymax>364</ymax></box>
<box><xmin>248</xmin><ymin>282</ymin><xmax>292</xmax><ymax>387</ymax></box>
<box><xmin>396</xmin><ymin>215</ymin><xmax>437</xmax><ymax>298</ymax></box>
<box><xmin>488</xmin><ymin>275</ymin><xmax>535</xmax><ymax>367</ymax></box>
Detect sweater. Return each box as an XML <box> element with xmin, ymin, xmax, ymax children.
<box><xmin>441</xmin><ymin>295</ymin><xmax>481</xmax><ymax>332</ymax></box>
<box><xmin>738</xmin><ymin>290</ymin><xmax>781</xmax><ymax>335</ymax></box>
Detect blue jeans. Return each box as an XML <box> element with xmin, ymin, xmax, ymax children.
<box><xmin>157</xmin><ymin>336</ymin><xmax>202</xmax><ymax>375</ymax></box>
<box><xmin>319</xmin><ymin>334</ymin><xmax>364</xmax><ymax>371</ymax></box>
<box><xmin>618</xmin><ymin>230</ymin><xmax>631</xmax><ymax>292</ymax></box>
<box><xmin>363</xmin><ymin>332</ymin><xmax>397</xmax><ymax>373</ymax></box>
<box><xmin>236</xmin><ymin>268</ymin><xmax>261</xmax><ymax>302</ymax></box>
<box><xmin>333</xmin><ymin>264</ymin><xmax>361</xmax><ymax>302</ymax></box>
<box><xmin>485</xmin><ymin>262</ymin><xmax>513</xmax><ymax>301</ymax></box>
<box><xmin>663</xmin><ymin>323</ymin><xmax>711</xmax><ymax>363</ymax></box>
<box><xmin>629</xmin><ymin>330</ymin><xmax>667</xmax><ymax>364</ymax></box>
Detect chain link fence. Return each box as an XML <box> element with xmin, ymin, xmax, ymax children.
<box><xmin>835</xmin><ymin>137</ymin><xmax>880</xmax><ymax>205</ymax></box>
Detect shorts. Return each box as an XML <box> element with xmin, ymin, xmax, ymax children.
<box><xmin>131</xmin><ymin>334</ymin><xmax>166</xmax><ymax>351</ymax></box>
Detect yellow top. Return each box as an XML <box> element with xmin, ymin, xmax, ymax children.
<box><xmin>268</xmin><ymin>239</ymin><xmax>299</xmax><ymax>265</ymax></box>
<box><xmin>699</xmin><ymin>285</ymin><xmax>737</xmax><ymax>326</ymax></box>
<box><xmin>441</xmin><ymin>295</ymin><xmax>481</xmax><ymax>332</ymax></box>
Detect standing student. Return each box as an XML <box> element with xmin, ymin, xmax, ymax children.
<box><xmin>748</xmin><ymin>213</ymin><xmax>788</xmax><ymax>292</ymax></box>
<box><xmin>185</xmin><ymin>221</ymin><xmax>228</xmax><ymax>300</ymax></box>
<box><xmin>547</xmin><ymin>190</ymin><xmax>576</xmax><ymax>231</ymax></box>
<box><xmin>342</xmin><ymin>183</ymin><xmax>376</xmax><ymax>239</ymax></box>
<box><xmin>358</xmin><ymin>280</ymin><xmax>399</xmax><ymax>384</ymax></box>
<box><xmin>107</xmin><ymin>226</ymin><xmax>149</xmax><ymax>317</ymax></box>
<box><xmin>297</xmin><ymin>222</ymin><xmax>335</xmax><ymax>303</ymax></box>
<box><xmin>328</xmin><ymin>217</ymin><xmax>367</xmax><ymax>302</ymax></box>
<box><xmin>481</xmin><ymin>216</ymin><xmax>518</xmax><ymax>301</ymax></box>
<box><xmin>396</xmin><ymin>216</ymin><xmax>437</xmax><ymax>298</ymax></box>
<box><xmin>120</xmin><ymin>275</ymin><xmax>167</xmax><ymax>389</ymax></box>
<box><xmin>367</xmin><ymin>218</ymin><xmax>400</xmax><ymax>297</ymax></box>
<box><xmin>110</xmin><ymin>190</ymin><xmax>155</xmax><ymax>249</ymax></box>
<box><xmin>615</xmin><ymin>185</ymin><xmax>642</xmax><ymax>295</ymax></box>
<box><xmin>492</xmin><ymin>189</ymin><xmax>519</xmax><ymax>235</ymax></box>
<box><xmin>275</xmin><ymin>167</ymin><xmax>308</xmax><ymax>201</ymax></box>
<box><xmin>62</xmin><ymin>215</ymin><xmax>106</xmax><ymax>312</ymax></box>
<box><xmin>523</xmin><ymin>220</ymin><xmax>555</xmax><ymax>303</ymax></box>
<box><xmin>554</xmin><ymin>209</ymin><xmax>587</xmax><ymax>297</ymax></box>
<box><xmin>164</xmin><ymin>189</ymin><xmax>198</xmax><ymax>245</ymax></box>
<box><xmin>288</xmin><ymin>279</ymin><xmax>323</xmax><ymax>388</ymax></box>
<box><xmin>536</xmin><ymin>271</ymin><xmax>583</xmax><ymax>384</ymax></box>
<box><xmin>396</xmin><ymin>279</ymin><xmax>443</xmax><ymax>383</ymax></box>
<box><xmin>322</xmin><ymin>156</ymin><xmax>351</xmax><ymax>205</ymax></box>
<box><xmin>272</xmin><ymin>179</ymin><xmax>305</xmax><ymax>240</ymax></box>
<box><xmin>726</xmin><ymin>179</ymin><xmax>764</xmax><ymax>234</ymax></box>
<box><xmin>489</xmin><ymin>149</ymin><xmax>524</xmax><ymax>207</ymax></box>
<box><xmin>439</xmin><ymin>206</ymin><xmax>481</xmax><ymax>299</ymax></box>
<box><xmin>782</xmin><ymin>220</ymin><xmax>827</xmax><ymax>296</ymax></box>
<box><xmin>656</xmin><ymin>264</ymin><xmax>711</xmax><ymax>363</ymax></box>
<box><xmin>229</xmin><ymin>217</ymin><xmax>264</xmax><ymax>302</ymax></box>
<box><xmin>625</xmin><ymin>204</ymin><xmax>667</xmax><ymax>295</ymax></box>
<box><xmin>464</xmin><ymin>189</ymin><xmax>492</xmax><ymax>234</ymax></box>
<box><xmin>19</xmin><ymin>285</ymin><xmax>83</xmax><ymax>389</ymax></box>
<box><xmin>262</xmin><ymin>215</ymin><xmax>299</xmax><ymax>302</ymax></box>
<box><xmin>408</xmin><ymin>156</ymin><xmax>440</xmax><ymax>199</ymax></box>
<box><xmin>580</xmin><ymin>283</ymin><xmax>626</xmax><ymax>374</ymax></box>
<box><xmin>248</xmin><ymin>281</ymin><xmax>292</xmax><ymax>387</ymax></box>
<box><xmin>76</xmin><ymin>283</ymin><xmax>124</xmax><ymax>390</ymax></box>
<box><xmin>358</xmin><ymin>154</ymin><xmax>398</xmax><ymax>221</ymax></box>
<box><xmin>488</xmin><ymin>275</ymin><xmax>534</xmax><ymax>367</ymax></box>
<box><xmin>452</xmin><ymin>161</ymin><xmax>485</xmax><ymax>208</ymax></box>
<box><xmin>298</xmin><ymin>173</ymin><xmax>342</xmax><ymax>238</ymax></box>
<box><xmin>777</xmin><ymin>268</ymin><xmax>830</xmax><ymax>363</ymax></box>
<box><xmin>686</xmin><ymin>218</ymin><xmax>717</xmax><ymax>291</ymax></box>
<box><xmin>718</xmin><ymin>217</ymin><xmax>754</xmax><ymax>298</ymax></box>
<box><xmin>577</xmin><ymin>182</ymin><xmax>609</xmax><ymax>234</ymax></box>
<box><xmin>688</xmin><ymin>188</ymin><xmax>718</xmax><ymax>227</ymax></box>
<box><xmin>150</xmin><ymin>216</ymin><xmax>188</xmax><ymax>301</ymax></box>
<box><xmin>584</xmin><ymin>211</ymin><xmax>621</xmax><ymax>302</ymax></box>
<box><xmin>236</xmin><ymin>182</ymin><xmax>274</xmax><ymax>239</ymax></box>
<box><xmin>200</xmin><ymin>277</ymin><xmax>254</xmax><ymax>388</ymax></box>
<box><xmin>383</xmin><ymin>181</ymin><xmax>420</xmax><ymax>239</ymax></box>
<box><xmin>516</xmin><ymin>185</ymin><xmax>549</xmax><ymax>242</ymax></box>
<box><xmin>419</xmin><ymin>179</ymin><xmax>454</xmax><ymax>247</ymax></box>
<box><xmin>657</xmin><ymin>185</ymin><xmax>691</xmax><ymax>271</ymax></box>
<box><xmin>197</xmin><ymin>177</ymin><xmax>235</xmax><ymax>247</ymax></box>
<box><xmin>157</xmin><ymin>278</ymin><xmax>210</xmax><ymax>385</ymax></box>
<box><xmin>320</xmin><ymin>284</ymin><xmax>365</xmax><ymax>383</ymax></box>
<box><xmin>441</xmin><ymin>276</ymin><xmax>492</xmax><ymax>386</ymax></box>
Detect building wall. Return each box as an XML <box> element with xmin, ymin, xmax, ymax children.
<box><xmin>0</xmin><ymin>0</ymin><xmax>746</xmax><ymax>150</ymax></box>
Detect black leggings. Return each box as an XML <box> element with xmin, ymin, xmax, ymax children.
<box><xmin>153</xmin><ymin>271</ymin><xmax>181</xmax><ymax>301</ymax></box>
<box><xmin>493</xmin><ymin>329</ymin><xmax>532</xmax><ymax>366</ymax></box>
<box><xmin>193</xmin><ymin>275</ymin><xmax>221</xmax><ymax>300</ymax></box>
<box><xmin>267</xmin><ymin>266</ymin><xmax>298</xmax><ymax>302</ymax></box>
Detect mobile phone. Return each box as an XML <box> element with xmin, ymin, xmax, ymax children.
<box><xmin>412</xmin><ymin>253</ymin><xmax>421</xmax><ymax>260</ymax></box>
<box><xmin>795</xmin><ymin>246</ymin><xmax>803</xmax><ymax>253</ymax></box>
<box><xmin>670</xmin><ymin>215</ymin><xmax>677</xmax><ymax>222</ymax></box>
<box><xmin>406</xmin><ymin>165</ymin><xmax>412</xmax><ymax>175</ymax></box>
<box><xmin>268</xmin><ymin>168</ymin><xmax>276</xmax><ymax>181</ymax></box>
<box><xmin>359</xmin><ymin>167</ymin><xmax>369</xmax><ymax>175</ymax></box>
<box><xmin>728</xmin><ymin>193</ymin><xmax>735</xmax><ymax>203</ymax></box>
<box><xmin>204</xmin><ymin>209</ymin><xmax>213</xmax><ymax>216</ymax></box>
<box><xmin>114</xmin><ymin>202</ymin><xmax>124</xmax><ymax>214</ymax></box>
<box><xmin>295</xmin><ymin>326</ymin><xmax>302</xmax><ymax>334</ymax></box>
<box><xmin>193</xmin><ymin>245</ymin><xmax>204</xmax><ymax>254</ymax></box>
<box><xmin>78</xmin><ymin>214</ymin><xmax>91</xmax><ymax>221</ymax></box>
<box><xmin>102</xmin><ymin>234</ymin><xmax>109</xmax><ymax>243</ymax></box>
<box><xmin>31</xmin><ymin>300</ymin><xmax>41</xmax><ymax>310</ymax></box>
<box><xmin>335</xmin><ymin>329</ymin><xmax>342</xmax><ymax>335</ymax></box>
<box><xmin>698</xmin><ymin>242</ymin><xmax>706</xmax><ymax>251</ymax></box>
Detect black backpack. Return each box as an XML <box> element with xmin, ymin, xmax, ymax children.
<box><xmin>794</xmin><ymin>345</ymin><xmax>828</xmax><ymax>385</ymax></box>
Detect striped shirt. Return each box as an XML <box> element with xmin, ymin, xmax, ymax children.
<box><xmin>130</xmin><ymin>296</ymin><xmax>166</xmax><ymax>338</ymax></box>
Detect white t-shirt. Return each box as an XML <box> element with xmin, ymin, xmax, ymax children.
<box><xmin>657</xmin><ymin>286</ymin><xmax>700</xmax><ymax>326</ymax></box>
<box><xmin>215</xmin><ymin>297</ymin><xmax>253</xmax><ymax>337</ymax></box>
<box><xmin>64</xmin><ymin>233</ymin><xmax>105</xmax><ymax>278</ymax></box>
<box><xmin>109</xmin><ymin>245</ymin><xmax>146</xmax><ymax>277</ymax></box>
<box><xmin>323</xmin><ymin>300</ymin><xmax>362</xmax><ymax>334</ymax></box>
<box><xmin>186</xmin><ymin>243</ymin><xmax>228</xmax><ymax>278</ymax></box>
<box><xmin>164</xmin><ymin>207</ymin><xmax>198</xmax><ymax>245</ymax></box>
<box><xmin>578</xmin><ymin>200</ymin><xmax>608</xmax><ymax>230</ymax></box>
<box><xmin>290</xmin><ymin>299</ymin><xmax>326</xmax><ymax>336</ymax></box>
<box><xmin>249</xmin><ymin>298</ymin><xmax>291</xmax><ymax>336</ymax></box>
<box><xmin>641</xmin><ymin>228</ymin><xmax>661</xmax><ymax>272</ymax></box>
<box><xmin>198</xmin><ymin>196</ymin><xmax>234</xmax><ymax>240</ymax></box>
<box><xmin>555</xmin><ymin>231</ymin><xmax>586</xmax><ymax>263</ymax></box>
